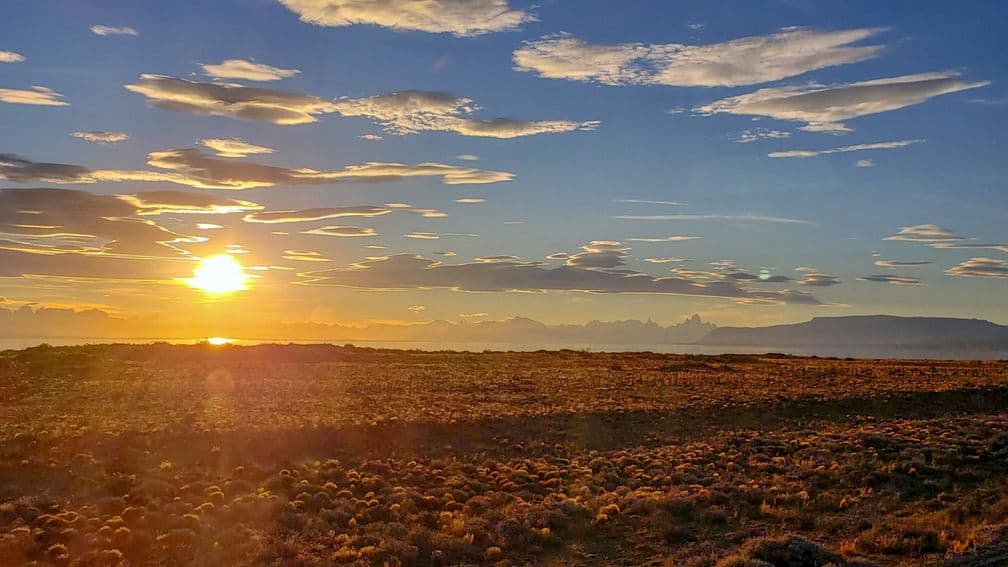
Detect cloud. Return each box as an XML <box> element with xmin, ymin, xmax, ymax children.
<box><xmin>124</xmin><ymin>75</ymin><xmax>338</xmax><ymax>125</ymax></box>
<box><xmin>0</xmin><ymin>86</ymin><xmax>68</xmax><ymax>106</ymax></box>
<box><xmin>202</xmin><ymin>59</ymin><xmax>300</xmax><ymax>81</ymax></box>
<box><xmin>455</xmin><ymin>198</ymin><xmax>485</xmax><ymax>204</ymax></box>
<box><xmin>298</xmin><ymin>247</ymin><xmax>820</xmax><ymax>304</ymax></box>
<box><xmin>0</xmin><ymin>51</ymin><xmax>25</xmax><ymax>63</ymax></box>
<box><xmin>735</xmin><ymin>129</ymin><xmax>791</xmax><ymax>143</ymax></box>
<box><xmin>332</xmin><ymin>90</ymin><xmax>598</xmax><ymax>138</ymax></box>
<box><xmin>615</xmin><ymin>213</ymin><xmax>814</xmax><ymax>225</ymax></box>
<box><xmin>278</xmin><ymin>0</ymin><xmax>534</xmax><ymax>36</ymax></box>
<box><xmin>0</xmin><ymin>188</ymin><xmax>204</xmax><ymax>258</ymax></box>
<box><xmin>118</xmin><ymin>191</ymin><xmax>263</xmax><ymax>215</ymax></box>
<box><xmin>857</xmin><ymin>274</ymin><xmax>922</xmax><ymax>285</ymax></box>
<box><xmin>71</xmin><ymin>131</ymin><xmax>128</xmax><ymax>144</ymax></box>
<box><xmin>91</xmin><ymin>25</ymin><xmax>138</xmax><ymax>36</ymax></box>
<box><xmin>200</xmin><ymin>138</ymin><xmax>274</xmax><ymax>158</ymax></box>
<box><xmin>625</xmin><ymin>236</ymin><xmax>700</xmax><ymax>243</ymax></box>
<box><xmin>798</xmin><ymin>272</ymin><xmax>841</xmax><ymax>287</ymax></box>
<box><xmin>696</xmin><ymin>72</ymin><xmax>988</xmax><ymax>132</ymax></box>
<box><xmin>0</xmin><ymin>249</ymin><xmax>191</xmax><ymax>282</ymax></box>
<box><xmin>945</xmin><ymin>257</ymin><xmax>1008</xmax><ymax>279</ymax></box>
<box><xmin>874</xmin><ymin>259</ymin><xmax>931</xmax><ymax>267</ymax></box>
<box><xmin>243</xmin><ymin>206</ymin><xmax>389</xmax><ymax>223</ymax></box>
<box><xmin>1</xmin><ymin>149</ymin><xmax>514</xmax><ymax>188</ymax></box>
<box><xmin>513</xmin><ymin>28</ymin><xmax>884</xmax><ymax>87</ymax></box>
<box><xmin>884</xmin><ymin>224</ymin><xmax>1008</xmax><ymax>254</ymax></box>
<box><xmin>931</xmin><ymin>242</ymin><xmax>1008</xmax><ymax>253</ymax></box>
<box><xmin>459</xmin><ymin>312</ymin><xmax>489</xmax><ymax>318</ymax></box>
<box><xmin>884</xmin><ymin>224</ymin><xmax>962</xmax><ymax>243</ymax></box>
<box><xmin>408</xmin><ymin>305</ymin><xmax>426</xmax><ymax>312</ymax></box>
<box><xmin>720</xmin><ymin>269</ymin><xmax>793</xmax><ymax>283</ymax></box>
<box><xmin>566</xmin><ymin>241</ymin><xmax>629</xmax><ymax>269</ymax></box>
<box><xmin>303</xmin><ymin>226</ymin><xmax>377</xmax><ymax>237</ymax></box>
<box><xmin>282</xmin><ymin>250</ymin><xmax>331</xmax><ymax>262</ymax></box>
<box><xmin>0</xmin><ymin>154</ymin><xmax>93</xmax><ymax>182</ymax></box>
<box><xmin>855</xmin><ymin>159</ymin><xmax>875</xmax><ymax>168</ymax></box>
<box><xmin>456</xmin><ymin>154</ymin><xmax>479</xmax><ymax>161</ymax></box>
<box><xmin>768</xmin><ymin>139</ymin><xmax>923</xmax><ymax>158</ymax></box>
<box><xmin>126</xmin><ymin>76</ymin><xmax>596</xmax><ymax>136</ymax></box>
<box><xmin>613</xmin><ymin>198</ymin><xmax>685</xmax><ymax>206</ymax></box>
<box><xmin>643</xmin><ymin>257</ymin><xmax>687</xmax><ymax>264</ymax></box>
<box><xmin>404</xmin><ymin>232</ymin><xmax>440</xmax><ymax>240</ymax></box>
<box><xmin>359</xmin><ymin>134</ymin><xmax>383</xmax><ymax>141</ymax></box>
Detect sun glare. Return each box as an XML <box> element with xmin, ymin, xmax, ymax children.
<box><xmin>188</xmin><ymin>255</ymin><xmax>249</xmax><ymax>294</ymax></box>
<box><xmin>206</xmin><ymin>337</ymin><xmax>234</xmax><ymax>345</ymax></box>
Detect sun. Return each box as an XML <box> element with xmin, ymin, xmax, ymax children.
<box><xmin>187</xmin><ymin>254</ymin><xmax>249</xmax><ymax>294</ymax></box>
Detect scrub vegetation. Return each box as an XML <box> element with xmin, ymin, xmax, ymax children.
<box><xmin>2</xmin><ymin>344</ymin><xmax>1007</xmax><ymax>565</ymax></box>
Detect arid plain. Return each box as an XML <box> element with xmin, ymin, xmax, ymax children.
<box><xmin>2</xmin><ymin>344</ymin><xmax>1007</xmax><ymax>566</ymax></box>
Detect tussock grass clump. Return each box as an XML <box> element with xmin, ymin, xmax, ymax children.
<box><xmin>1</xmin><ymin>346</ymin><xmax>1007</xmax><ymax>564</ymax></box>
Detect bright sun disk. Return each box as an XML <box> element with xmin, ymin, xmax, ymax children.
<box><xmin>188</xmin><ymin>254</ymin><xmax>249</xmax><ymax>293</ymax></box>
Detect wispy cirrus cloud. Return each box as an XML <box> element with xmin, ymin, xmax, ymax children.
<box><xmin>613</xmin><ymin>198</ymin><xmax>685</xmax><ymax>206</ymax></box>
<box><xmin>91</xmin><ymin>25</ymin><xmax>138</xmax><ymax>36</ymax></box>
<box><xmin>946</xmin><ymin>257</ymin><xmax>1008</xmax><ymax>279</ymax></box>
<box><xmin>404</xmin><ymin>232</ymin><xmax>440</xmax><ymax>240</ymax></box>
<box><xmin>696</xmin><ymin>72</ymin><xmax>988</xmax><ymax>133</ymax></box>
<box><xmin>625</xmin><ymin>236</ymin><xmax>700</xmax><ymax>243</ymax></box>
<box><xmin>769</xmin><ymin>139</ymin><xmax>923</xmax><ymax>158</ymax></box>
<box><xmin>1</xmin><ymin>149</ymin><xmax>515</xmax><ymax>189</ymax></box>
<box><xmin>303</xmin><ymin>226</ymin><xmax>377</xmax><ymax>237</ymax></box>
<box><xmin>513</xmin><ymin>28</ymin><xmax>885</xmax><ymax>87</ymax></box>
<box><xmin>615</xmin><ymin>213</ymin><xmax>815</xmax><ymax>225</ymax></box>
<box><xmin>201</xmin><ymin>59</ymin><xmax>300</xmax><ymax>81</ymax></box>
<box><xmin>70</xmin><ymin>131</ymin><xmax>128</xmax><ymax>144</ymax></box>
<box><xmin>118</xmin><ymin>191</ymin><xmax>262</xmax><ymax>215</ymax></box>
<box><xmin>0</xmin><ymin>86</ymin><xmax>68</xmax><ymax>106</ymax></box>
<box><xmin>643</xmin><ymin>257</ymin><xmax>687</xmax><ymax>264</ymax></box>
<box><xmin>243</xmin><ymin>207</ymin><xmax>390</xmax><ymax>224</ymax></box>
<box><xmin>282</xmin><ymin>250</ymin><xmax>332</xmax><ymax>262</ymax></box>
<box><xmin>279</xmin><ymin>0</ymin><xmax>534</xmax><ymax>37</ymax></box>
<box><xmin>332</xmin><ymin>90</ymin><xmax>598</xmax><ymax>138</ymax></box>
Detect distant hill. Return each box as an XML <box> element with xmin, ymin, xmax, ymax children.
<box><xmin>0</xmin><ymin>306</ymin><xmax>714</xmax><ymax>345</ymax></box>
<box><xmin>422</xmin><ymin>314</ymin><xmax>715</xmax><ymax>344</ymax></box>
<box><xmin>699</xmin><ymin>315</ymin><xmax>1008</xmax><ymax>350</ymax></box>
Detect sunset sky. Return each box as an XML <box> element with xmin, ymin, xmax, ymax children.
<box><xmin>1</xmin><ymin>0</ymin><xmax>1005</xmax><ymax>337</ymax></box>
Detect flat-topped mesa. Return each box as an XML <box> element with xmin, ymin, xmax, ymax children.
<box><xmin>701</xmin><ymin>315</ymin><xmax>1008</xmax><ymax>348</ymax></box>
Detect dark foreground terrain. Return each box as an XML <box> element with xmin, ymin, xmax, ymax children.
<box><xmin>2</xmin><ymin>344</ymin><xmax>1007</xmax><ymax>566</ymax></box>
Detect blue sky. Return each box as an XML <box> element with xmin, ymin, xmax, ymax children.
<box><xmin>0</xmin><ymin>0</ymin><xmax>1005</xmax><ymax>333</ymax></box>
